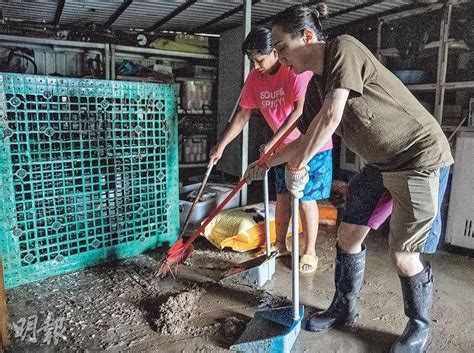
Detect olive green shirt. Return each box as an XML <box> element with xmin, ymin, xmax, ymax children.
<box><xmin>299</xmin><ymin>76</ymin><xmax>323</xmax><ymax>135</ymax></box>
<box><xmin>301</xmin><ymin>35</ymin><xmax>453</xmax><ymax>172</ymax></box>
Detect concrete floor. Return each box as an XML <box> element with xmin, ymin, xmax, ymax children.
<box><xmin>5</xmin><ymin>225</ymin><xmax>474</xmax><ymax>352</ymax></box>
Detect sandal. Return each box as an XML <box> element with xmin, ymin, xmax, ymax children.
<box><xmin>299</xmin><ymin>254</ymin><xmax>318</xmax><ymax>274</ymax></box>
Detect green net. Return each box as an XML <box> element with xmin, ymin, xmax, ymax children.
<box><xmin>0</xmin><ymin>74</ymin><xmax>179</xmax><ymax>288</ymax></box>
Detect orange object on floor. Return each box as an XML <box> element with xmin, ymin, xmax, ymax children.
<box><xmin>318</xmin><ymin>199</ymin><xmax>338</xmax><ymax>226</ymax></box>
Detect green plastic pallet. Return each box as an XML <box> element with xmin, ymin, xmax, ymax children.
<box><xmin>0</xmin><ymin>74</ymin><xmax>179</xmax><ymax>288</ymax></box>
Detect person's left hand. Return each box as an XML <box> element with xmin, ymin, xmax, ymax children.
<box><xmin>285</xmin><ymin>164</ymin><xmax>309</xmax><ymax>199</ymax></box>
<box><xmin>244</xmin><ymin>160</ymin><xmax>269</xmax><ymax>184</ymax></box>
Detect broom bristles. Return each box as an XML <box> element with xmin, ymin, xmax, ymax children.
<box><xmin>155</xmin><ymin>241</ymin><xmax>193</xmax><ymax>277</ymax></box>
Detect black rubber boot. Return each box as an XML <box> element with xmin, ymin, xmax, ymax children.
<box><xmin>391</xmin><ymin>264</ymin><xmax>433</xmax><ymax>353</ymax></box>
<box><xmin>306</xmin><ymin>244</ymin><xmax>366</xmax><ymax>332</ymax></box>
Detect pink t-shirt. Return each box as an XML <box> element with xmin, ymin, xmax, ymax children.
<box><xmin>240</xmin><ymin>64</ymin><xmax>332</xmax><ymax>152</ymax></box>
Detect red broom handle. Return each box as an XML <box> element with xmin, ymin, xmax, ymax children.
<box><xmin>180</xmin><ymin>118</ymin><xmax>301</xmax><ymax>247</ymax></box>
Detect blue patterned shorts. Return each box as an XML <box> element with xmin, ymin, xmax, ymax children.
<box><xmin>274</xmin><ymin>150</ymin><xmax>333</xmax><ymax>201</ymax></box>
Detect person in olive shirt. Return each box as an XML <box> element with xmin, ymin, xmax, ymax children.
<box><xmin>245</xmin><ymin>4</ymin><xmax>453</xmax><ymax>353</ymax></box>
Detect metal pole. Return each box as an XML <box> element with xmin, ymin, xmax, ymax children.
<box><xmin>0</xmin><ymin>257</ymin><xmax>10</xmax><ymax>349</ymax></box>
<box><xmin>376</xmin><ymin>20</ymin><xmax>383</xmax><ymax>62</ymax></box>
<box><xmin>241</xmin><ymin>0</ymin><xmax>252</xmax><ymax>206</ymax></box>
<box><xmin>104</xmin><ymin>44</ymin><xmax>111</xmax><ymax>80</ymax></box>
<box><xmin>264</xmin><ymin>171</ymin><xmax>271</xmax><ymax>256</ymax></box>
<box><xmin>292</xmin><ymin>196</ymin><xmax>300</xmax><ymax>321</ymax></box>
<box><xmin>434</xmin><ymin>4</ymin><xmax>452</xmax><ymax>124</ymax></box>
<box><xmin>110</xmin><ymin>44</ymin><xmax>116</xmax><ymax>80</ymax></box>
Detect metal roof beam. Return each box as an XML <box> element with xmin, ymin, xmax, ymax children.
<box><xmin>329</xmin><ymin>0</ymin><xmax>383</xmax><ymax>18</ymax></box>
<box><xmin>192</xmin><ymin>0</ymin><xmax>260</xmax><ymax>33</ymax></box>
<box><xmin>328</xmin><ymin>3</ymin><xmax>422</xmax><ymax>33</ymax></box>
<box><xmin>146</xmin><ymin>0</ymin><xmax>198</xmax><ymax>32</ymax></box>
<box><xmin>104</xmin><ymin>0</ymin><xmax>134</xmax><ymax>28</ymax></box>
<box><xmin>53</xmin><ymin>0</ymin><xmax>66</xmax><ymax>26</ymax></box>
<box><xmin>256</xmin><ymin>0</ymin><xmax>382</xmax><ymax>26</ymax></box>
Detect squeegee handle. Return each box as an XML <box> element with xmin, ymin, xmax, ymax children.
<box><xmin>179</xmin><ymin>161</ymin><xmax>214</xmax><ymax>238</ymax></box>
<box><xmin>292</xmin><ymin>196</ymin><xmax>300</xmax><ymax>321</ymax></box>
<box><xmin>181</xmin><ymin>118</ymin><xmax>301</xmax><ymax>248</ymax></box>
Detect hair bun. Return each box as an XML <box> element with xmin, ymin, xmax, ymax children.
<box><xmin>312</xmin><ymin>3</ymin><xmax>329</xmax><ymax>19</ymax></box>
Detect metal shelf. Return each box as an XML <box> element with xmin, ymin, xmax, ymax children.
<box><xmin>178</xmin><ymin>109</ymin><xmax>214</xmax><ymax>115</ymax></box>
<box><xmin>444</xmin><ymin>82</ymin><xmax>474</xmax><ymax>90</ymax></box>
<box><xmin>380</xmin><ymin>42</ymin><xmax>440</xmax><ymax>57</ymax></box>
<box><xmin>447</xmin><ymin>40</ymin><xmax>470</xmax><ymax>50</ymax></box>
<box><xmin>179</xmin><ymin>163</ymin><xmax>209</xmax><ymax>168</ymax></box>
<box><xmin>0</xmin><ymin>34</ymin><xmax>106</xmax><ymax>50</ymax></box>
<box><xmin>114</xmin><ymin>44</ymin><xmax>217</xmax><ymax>60</ymax></box>
<box><xmin>406</xmin><ymin>83</ymin><xmax>438</xmax><ymax>92</ymax></box>
<box><xmin>379</xmin><ymin>40</ymin><xmax>467</xmax><ymax>57</ymax></box>
<box><xmin>442</xmin><ymin>126</ymin><xmax>474</xmax><ymax>132</ymax></box>
<box><xmin>379</xmin><ymin>47</ymin><xmax>400</xmax><ymax>57</ymax></box>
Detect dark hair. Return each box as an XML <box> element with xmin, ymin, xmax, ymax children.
<box><xmin>242</xmin><ymin>27</ymin><xmax>273</xmax><ymax>56</ymax></box>
<box><xmin>272</xmin><ymin>3</ymin><xmax>329</xmax><ymax>40</ymax></box>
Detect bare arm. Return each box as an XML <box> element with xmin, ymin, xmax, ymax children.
<box><xmin>265</xmin><ymin>137</ymin><xmax>302</xmax><ymax>168</ymax></box>
<box><xmin>263</xmin><ymin>89</ymin><xmax>348</xmax><ymax>168</ymax></box>
<box><xmin>289</xmin><ymin>88</ymin><xmax>349</xmax><ymax>168</ymax></box>
<box><xmin>210</xmin><ymin>107</ymin><xmax>252</xmax><ymax>163</ymax></box>
<box><xmin>263</xmin><ymin>89</ymin><xmax>349</xmax><ymax>168</ymax></box>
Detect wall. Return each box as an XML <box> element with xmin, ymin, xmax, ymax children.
<box><xmin>216</xmin><ymin>26</ymin><xmax>272</xmax><ymax>177</ymax></box>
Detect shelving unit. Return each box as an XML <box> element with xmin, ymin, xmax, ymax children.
<box><xmin>0</xmin><ymin>34</ymin><xmax>219</xmax><ymax>171</ymax></box>
<box><xmin>108</xmin><ymin>45</ymin><xmax>218</xmax><ymax>169</ymax></box>
<box><xmin>377</xmin><ymin>1</ymin><xmax>474</xmax><ymax>125</ymax></box>
<box><xmin>0</xmin><ymin>34</ymin><xmax>110</xmax><ymax>78</ymax></box>
<box><xmin>178</xmin><ymin>111</ymin><xmax>216</xmax><ymax>167</ymax></box>
<box><xmin>340</xmin><ymin>1</ymin><xmax>474</xmax><ymax>173</ymax></box>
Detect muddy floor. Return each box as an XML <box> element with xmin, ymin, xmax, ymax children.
<box><xmin>5</xmin><ymin>226</ymin><xmax>474</xmax><ymax>352</ymax></box>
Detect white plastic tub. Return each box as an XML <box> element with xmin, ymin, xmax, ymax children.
<box><xmin>179</xmin><ymin>183</ymin><xmax>240</xmax><ymax>228</ymax></box>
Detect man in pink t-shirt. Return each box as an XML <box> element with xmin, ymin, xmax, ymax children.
<box><xmin>210</xmin><ymin>27</ymin><xmax>332</xmax><ymax>274</ymax></box>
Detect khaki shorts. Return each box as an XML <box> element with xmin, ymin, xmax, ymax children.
<box><xmin>383</xmin><ymin>168</ymin><xmax>439</xmax><ymax>252</ymax></box>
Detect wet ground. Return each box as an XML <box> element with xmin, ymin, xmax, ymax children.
<box><xmin>5</xmin><ymin>226</ymin><xmax>474</xmax><ymax>352</ymax></box>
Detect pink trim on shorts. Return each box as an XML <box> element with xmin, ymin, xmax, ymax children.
<box><xmin>367</xmin><ymin>191</ymin><xmax>393</xmax><ymax>230</ymax></box>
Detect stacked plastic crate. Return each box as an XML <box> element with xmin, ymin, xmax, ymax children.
<box><xmin>0</xmin><ymin>74</ymin><xmax>179</xmax><ymax>288</ymax></box>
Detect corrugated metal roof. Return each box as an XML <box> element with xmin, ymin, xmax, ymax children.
<box><xmin>0</xmin><ymin>0</ymin><xmax>417</xmax><ymax>34</ymax></box>
<box><xmin>202</xmin><ymin>0</ymin><xmax>414</xmax><ymax>33</ymax></box>
<box><xmin>60</xmin><ymin>1</ymin><xmax>124</xmax><ymax>26</ymax></box>
<box><xmin>164</xmin><ymin>1</ymin><xmax>243</xmax><ymax>33</ymax></box>
<box><xmin>1</xmin><ymin>0</ymin><xmax>57</xmax><ymax>23</ymax></box>
<box><xmin>113</xmin><ymin>0</ymin><xmax>188</xmax><ymax>30</ymax></box>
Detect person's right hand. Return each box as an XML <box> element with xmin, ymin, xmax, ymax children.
<box><xmin>285</xmin><ymin>164</ymin><xmax>309</xmax><ymax>199</ymax></box>
<box><xmin>244</xmin><ymin>160</ymin><xmax>269</xmax><ymax>184</ymax></box>
<box><xmin>209</xmin><ymin>145</ymin><xmax>223</xmax><ymax>165</ymax></box>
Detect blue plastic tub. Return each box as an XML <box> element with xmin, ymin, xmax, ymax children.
<box><xmin>393</xmin><ymin>70</ymin><xmax>428</xmax><ymax>84</ymax></box>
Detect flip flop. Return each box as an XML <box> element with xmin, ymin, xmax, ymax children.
<box><xmin>299</xmin><ymin>254</ymin><xmax>318</xmax><ymax>274</ymax></box>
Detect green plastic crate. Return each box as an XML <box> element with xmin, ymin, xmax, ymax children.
<box><xmin>0</xmin><ymin>74</ymin><xmax>179</xmax><ymax>288</ymax></box>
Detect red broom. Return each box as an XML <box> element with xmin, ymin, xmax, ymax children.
<box><xmin>156</xmin><ymin>119</ymin><xmax>301</xmax><ymax>277</ymax></box>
